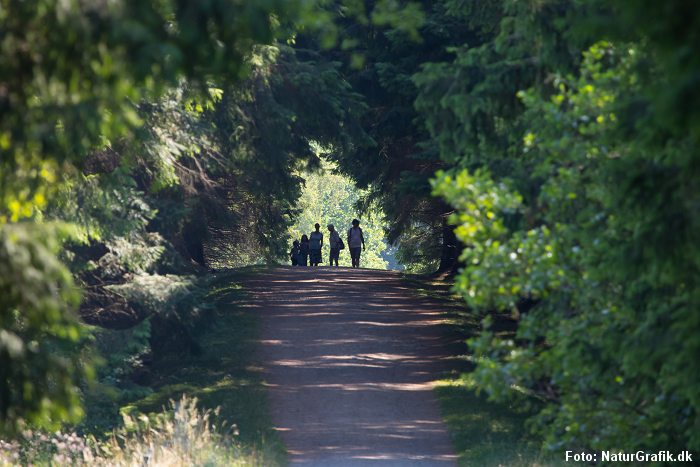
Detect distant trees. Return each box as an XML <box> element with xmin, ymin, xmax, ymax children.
<box><xmin>289</xmin><ymin>161</ymin><xmax>389</xmax><ymax>270</ymax></box>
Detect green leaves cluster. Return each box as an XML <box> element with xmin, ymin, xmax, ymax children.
<box><xmin>0</xmin><ymin>224</ymin><xmax>90</xmax><ymax>434</ymax></box>
<box><xmin>0</xmin><ymin>0</ymin><xmax>300</xmax><ymax>223</ymax></box>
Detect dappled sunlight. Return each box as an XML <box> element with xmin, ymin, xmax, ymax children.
<box><xmin>277</xmin><ymin>310</ymin><xmax>342</xmax><ymax>317</ymax></box>
<box><xmin>242</xmin><ymin>267</ymin><xmax>462</xmax><ymax>465</ymax></box>
<box><xmin>259</xmin><ymin>339</ymin><xmax>286</xmax><ymax>346</ymax></box>
<box><xmin>299</xmin><ymin>382</ymin><xmax>437</xmax><ymax>391</ymax></box>
<box><xmin>353</xmin><ymin>319</ymin><xmax>446</xmax><ymax>327</ymax></box>
<box><xmin>348</xmin><ymin>353</ymin><xmax>411</xmax><ymax>361</ymax></box>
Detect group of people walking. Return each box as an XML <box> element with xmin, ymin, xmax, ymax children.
<box><xmin>290</xmin><ymin>219</ymin><xmax>366</xmax><ymax>268</ymax></box>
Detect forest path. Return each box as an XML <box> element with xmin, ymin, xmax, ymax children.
<box><xmin>242</xmin><ymin>267</ymin><xmax>460</xmax><ymax>466</ymax></box>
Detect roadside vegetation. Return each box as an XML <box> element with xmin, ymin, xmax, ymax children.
<box><xmin>405</xmin><ymin>274</ymin><xmax>552</xmax><ymax>466</ymax></box>
<box><xmin>2</xmin><ymin>0</ymin><xmax>699</xmax><ymax>464</ymax></box>
<box><xmin>1</xmin><ymin>397</ymin><xmax>267</xmax><ymax>466</ymax></box>
<box><xmin>2</xmin><ymin>270</ymin><xmax>284</xmax><ymax>466</ymax></box>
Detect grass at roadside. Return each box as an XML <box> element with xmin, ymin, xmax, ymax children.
<box><xmin>403</xmin><ymin>274</ymin><xmax>555</xmax><ymax>466</ymax></box>
<box><xmin>119</xmin><ymin>268</ymin><xmax>286</xmax><ymax>466</ymax></box>
<box><xmin>435</xmin><ymin>375</ymin><xmax>555</xmax><ymax>466</ymax></box>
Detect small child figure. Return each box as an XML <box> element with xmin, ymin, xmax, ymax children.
<box><xmin>290</xmin><ymin>240</ymin><xmax>300</xmax><ymax>266</ymax></box>
<box><xmin>299</xmin><ymin>234</ymin><xmax>310</xmax><ymax>266</ymax></box>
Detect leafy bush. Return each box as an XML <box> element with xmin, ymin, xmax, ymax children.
<box><xmin>105</xmin><ymin>274</ymin><xmax>212</xmax><ymax>361</ymax></box>
<box><xmin>434</xmin><ymin>41</ymin><xmax>700</xmax><ymax>453</ymax></box>
<box><xmin>0</xmin><ymin>224</ymin><xmax>92</xmax><ymax>435</ymax></box>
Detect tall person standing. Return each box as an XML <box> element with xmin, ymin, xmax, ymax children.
<box><xmin>309</xmin><ymin>223</ymin><xmax>324</xmax><ymax>267</ymax></box>
<box><xmin>347</xmin><ymin>219</ymin><xmax>365</xmax><ymax>268</ymax></box>
<box><xmin>327</xmin><ymin>224</ymin><xmax>341</xmax><ymax>267</ymax></box>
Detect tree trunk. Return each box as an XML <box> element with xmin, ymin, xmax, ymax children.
<box><xmin>436</xmin><ymin>215</ymin><xmax>460</xmax><ymax>274</ymax></box>
<box><xmin>182</xmin><ymin>218</ymin><xmax>208</xmax><ymax>268</ymax></box>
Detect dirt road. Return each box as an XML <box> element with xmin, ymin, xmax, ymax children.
<box><xmin>244</xmin><ymin>267</ymin><xmax>460</xmax><ymax>466</ymax></box>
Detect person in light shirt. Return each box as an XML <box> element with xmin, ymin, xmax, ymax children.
<box><xmin>346</xmin><ymin>218</ymin><xmax>365</xmax><ymax>268</ymax></box>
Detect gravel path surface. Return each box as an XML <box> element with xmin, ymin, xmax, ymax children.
<box><xmin>245</xmin><ymin>267</ymin><xmax>460</xmax><ymax>466</ymax></box>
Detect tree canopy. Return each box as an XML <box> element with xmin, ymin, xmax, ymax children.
<box><xmin>427</xmin><ymin>0</ymin><xmax>700</xmax><ymax>453</ymax></box>
<box><xmin>0</xmin><ymin>0</ymin><xmax>413</xmax><ymax>434</ymax></box>
<box><xmin>298</xmin><ymin>0</ymin><xmax>700</xmax><ymax>453</ymax></box>
<box><xmin>2</xmin><ymin>0</ymin><xmax>700</xmax><ymax>458</ymax></box>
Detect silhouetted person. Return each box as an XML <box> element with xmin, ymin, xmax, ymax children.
<box><xmin>299</xmin><ymin>234</ymin><xmax>310</xmax><ymax>266</ymax></box>
<box><xmin>309</xmin><ymin>223</ymin><xmax>324</xmax><ymax>266</ymax></box>
<box><xmin>290</xmin><ymin>240</ymin><xmax>300</xmax><ymax>266</ymax></box>
<box><xmin>347</xmin><ymin>219</ymin><xmax>365</xmax><ymax>268</ymax></box>
<box><xmin>327</xmin><ymin>224</ymin><xmax>341</xmax><ymax>267</ymax></box>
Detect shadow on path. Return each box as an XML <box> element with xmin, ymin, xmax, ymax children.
<box><xmin>244</xmin><ymin>267</ymin><xmax>461</xmax><ymax>466</ymax></box>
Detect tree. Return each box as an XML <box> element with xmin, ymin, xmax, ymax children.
<box><xmin>0</xmin><ymin>224</ymin><xmax>89</xmax><ymax>433</ymax></box>
<box><xmin>432</xmin><ymin>0</ymin><xmax>700</xmax><ymax>453</ymax></box>
<box><xmin>0</xmin><ymin>0</ymin><xmax>306</xmax><ymax>434</ymax></box>
<box><xmin>1</xmin><ymin>0</ymin><xmax>406</xmax><ymax>431</ymax></box>
<box><xmin>297</xmin><ymin>1</ymin><xmax>475</xmax><ymax>273</ymax></box>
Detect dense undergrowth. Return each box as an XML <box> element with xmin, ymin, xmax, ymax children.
<box><xmin>1</xmin><ymin>270</ymin><xmax>283</xmax><ymax>466</ymax></box>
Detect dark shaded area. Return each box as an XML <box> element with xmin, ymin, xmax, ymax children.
<box><xmin>98</xmin><ymin>271</ymin><xmax>287</xmax><ymax>464</ymax></box>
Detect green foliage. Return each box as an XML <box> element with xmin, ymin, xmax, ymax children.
<box><xmin>80</xmin><ymin>320</ymin><xmax>154</xmax><ymax>436</ymax></box>
<box><xmin>0</xmin><ymin>224</ymin><xmax>92</xmax><ymax>434</ymax></box>
<box><xmin>310</xmin><ymin>2</ymin><xmax>472</xmax><ymax>272</ymax></box>
<box><xmin>289</xmin><ymin>161</ymin><xmax>389</xmax><ymax>269</ymax></box>
<box><xmin>51</xmin><ymin>170</ymin><xmax>156</xmax><ymax>245</ymax></box>
<box><xmin>435</xmin><ymin>36</ymin><xmax>700</xmax><ymax>453</ymax></box>
<box><xmin>109</xmin><ymin>274</ymin><xmax>211</xmax><ymax>358</ymax></box>
<box><xmin>0</xmin><ymin>0</ymin><xmax>307</xmax><ymax>433</ymax></box>
<box><xmin>370</xmin><ymin>1</ymin><xmax>425</xmax><ymax>41</ymax></box>
<box><xmin>433</xmin><ymin>169</ymin><xmax>533</xmax><ymax>310</ymax></box>
<box><xmin>0</xmin><ymin>0</ymin><xmax>304</xmax><ymax>221</ymax></box>
<box><xmin>0</xmin><ymin>396</ymin><xmax>272</xmax><ymax>466</ymax></box>
<box><xmin>108</xmin><ymin>276</ymin><xmax>204</xmax><ymax>321</ymax></box>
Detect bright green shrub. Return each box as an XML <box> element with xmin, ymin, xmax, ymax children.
<box><xmin>434</xmin><ymin>42</ymin><xmax>700</xmax><ymax>452</ymax></box>
<box><xmin>0</xmin><ymin>224</ymin><xmax>92</xmax><ymax>434</ymax></box>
